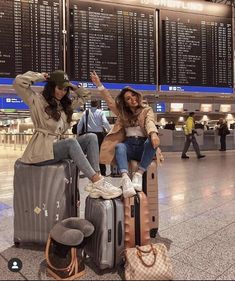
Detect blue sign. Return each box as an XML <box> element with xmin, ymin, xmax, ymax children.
<box><xmin>72</xmin><ymin>81</ymin><xmax>157</xmax><ymax>91</ymax></box>
<box><xmin>0</xmin><ymin>77</ymin><xmax>157</xmax><ymax>91</ymax></box>
<box><xmin>0</xmin><ymin>78</ymin><xmax>46</xmax><ymax>87</ymax></box>
<box><xmin>0</xmin><ymin>78</ymin><xmax>14</xmax><ymax>85</ymax></box>
<box><xmin>1</xmin><ymin>95</ymin><xmax>29</xmax><ymax>110</ymax></box>
<box><xmin>155</xmin><ymin>102</ymin><xmax>166</xmax><ymax>113</ymax></box>
<box><xmin>160</xmin><ymin>85</ymin><xmax>233</xmax><ymax>94</ymax></box>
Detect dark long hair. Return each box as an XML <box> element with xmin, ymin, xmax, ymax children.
<box><xmin>115</xmin><ymin>87</ymin><xmax>145</xmax><ymax>123</ymax></box>
<box><xmin>42</xmin><ymin>82</ymin><xmax>73</xmax><ymax>123</ymax></box>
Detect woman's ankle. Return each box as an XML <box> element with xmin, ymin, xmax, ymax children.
<box><xmin>121</xmin><ymin>172</ymin><xmax>129</xmax><ymax>178</ymax></box>
<box><xmin>91</xmin><ymin>173</ymin><xmax>103</xmax><ymax>183</ymax></box>
<box><xmin>136</xmin><ymin>169</ymin><xmax>144</xmax><ymax>175</ymax></box>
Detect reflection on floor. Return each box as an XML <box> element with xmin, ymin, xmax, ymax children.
<box><xmin>0</xmin><ymin>147</ymin><xmax>235</xmax><ymax>280</ymax></box>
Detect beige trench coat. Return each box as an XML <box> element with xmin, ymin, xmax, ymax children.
<box><xmin>13</xmin><ymin>71</ymin><xmax>86</xmax><ymax>163</ymax></box>
<box><xmin>98</xmin><ymin>88</ymin><xmax>158</xmax><ymax>164</ymax></box>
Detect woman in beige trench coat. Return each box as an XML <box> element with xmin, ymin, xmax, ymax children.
<box><xmin>90</xmin><ymin>71</ymin><xmax>160</xmax><ymax>198</ymax></box>
<box><xmin>13</xmin><ymin>70</ymin><xmax>122</xmax><ymax>200</ymax></box>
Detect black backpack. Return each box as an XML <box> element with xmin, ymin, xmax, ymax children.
<box><xmin>72</xmin><ymin>110</ymin><xmax>89</xmax><ymax>135</ymax></box>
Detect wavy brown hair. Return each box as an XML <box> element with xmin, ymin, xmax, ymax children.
<box><xmin>42</xmin><ymin>82</ymin><xmax>73</xmax><ymax>123</ymax></box>
<box><xmin>115</xmin><ymin>87</ymin><xmax>145</xmax><ymax>124</ymax></box>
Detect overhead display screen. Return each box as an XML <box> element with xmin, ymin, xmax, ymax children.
<box><xmin>0</xmin><ymin>0</ymin><xmax>63</xmax><ymax>79</ymax></box>
<box><xmin>68</xmin><ymin>0</ymin><xmax>157</xmax><ymax>90</ymax></box>
<box><xmin>160</xmin><ymin>10</ymin><xmax>233</xmax><ymax>94</ymax></box>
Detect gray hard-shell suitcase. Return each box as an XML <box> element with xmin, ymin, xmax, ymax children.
<box><xmin>13</xmin><ymin>159</ymin><xmax>79</xmax><ymax>246</ymax></box>
<box><xmin>84</xmin><ymin>196</ymin><xmax>124</xmax><ymax>270</ymax></box>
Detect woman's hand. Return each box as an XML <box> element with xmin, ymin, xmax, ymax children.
<box><xmin>70</xmin><ymin>83</ymin><xmax>78</xmax><ymax>91</ymax></box>
<box><xmin>90</xmin><ymin>71</ymin><xmax>102</xmax><ymax>87</ymax></box>
<box><xmin>150</xmin><ymin>132</ymin><xmax>160</xmax><ymax>149</ymax></box>
<box><xmin>42</xmin><ymin>72</ymin><xmax>49</xmax><ymax>80</ymax></box>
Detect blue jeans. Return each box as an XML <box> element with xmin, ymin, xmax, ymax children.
<box><xmin>115</xmin><ymin>137</ymin><xmax>157</xmax><ymax>174</ymax></box>
<box><xmin>35</xmin><ymin>133</ymin><xmax>99</xmax><ymax>179</ymax></box>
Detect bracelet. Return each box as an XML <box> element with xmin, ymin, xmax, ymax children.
<box><xmin>98</xmin><ymin>84</ymin><xmax>105</xmax><ymax>91</ymax></box>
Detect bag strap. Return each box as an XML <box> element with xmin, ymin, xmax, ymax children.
<box><xmin>68</xmin><ymin>248</ymin><xmax>77</xmax><ymax>275</ymax></box>
<box><xmin>84</xmin><ymin>109</ymin><xmax>89</xmax><ymax>133</ymax></box>
<box><xmin>45</xmin><ymin>235</ymin><xmax>75</xmax><ymax>272</ymax></box>
<box><xmin>136</xmin><ymin>244</ymin><xmax>157</xmax><ymax>268</ymax></box>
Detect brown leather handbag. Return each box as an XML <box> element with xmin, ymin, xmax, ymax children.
<box><xmin>124</xmin><ymin>243</ymin><xmax>173</xmax><ymax>280</ymax></box>
<box><xmin>45</xmin><ymin>235</ymin><xmax>86</xmax><ymax>280</ymax></box>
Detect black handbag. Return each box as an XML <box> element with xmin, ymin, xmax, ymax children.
<box><xmin>79</xmin><ymin>109</ymin><xmax>89</xmax><ymax>136</ymax></box>
<box><xmin>72</xmin><ymin>110</ymin><xmax>89</xmax><ymax>135</ymax></box>
<box><xmin>225</xmin><ymin>128</ymin><xmax>230</xmax><ymax>135</ymax></box>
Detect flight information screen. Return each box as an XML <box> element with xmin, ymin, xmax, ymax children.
<box><xmin>0</xmin><ymin>0</ymin><xmax>63</xmax><ymax>78</ymax></box>
<box><xmin>160</xmin><ymin>10</ymin><xmax>233</xmax><ymax>93</ymax></box>
<box><xmin>68</xmin><ymin>0</ymin><xmax>157</xmax><ymax>89</ymax></box>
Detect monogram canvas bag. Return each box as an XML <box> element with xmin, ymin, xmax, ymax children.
<box><xmin>124</xmin><ymin>243</ymin><xmax>173</xmax><ymax>280</ymax></box>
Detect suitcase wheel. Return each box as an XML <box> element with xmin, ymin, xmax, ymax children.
<box><xmin>150</xmin><ymin>228</ymin><xmax>158</xmax><ymax>238</ymax></box>
<box><xmin>14</xmin><ymin>241</ymin><xmax>20</xmax><ymax>248</ymax></box>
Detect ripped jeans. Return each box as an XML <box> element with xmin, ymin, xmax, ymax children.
<box><xmin>115</xmin><ymin>137</ymin><xmax>156</xmax><ymax>174</ymax></box>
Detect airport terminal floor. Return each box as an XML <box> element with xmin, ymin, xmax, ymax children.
<box><xmin>0</xmin><ymin>146</ymin><xmax>235</xmax><ymax>280</ymax></box>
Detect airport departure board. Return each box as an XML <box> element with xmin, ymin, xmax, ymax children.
<box><xmin>68</xmin><ymin>1</ymin><xmax>156</xmax><ymax>85</ymax></box>
<box><xmin>160</xmin><ymin>10</ymin><xmax>233</xmax><ymax>89</ymax></box>
<box><xmin>0</xmin><ymin>0</ymin><xmax>63</xmax><ymax>77</ymax></box>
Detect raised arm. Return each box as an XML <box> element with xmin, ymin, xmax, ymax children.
<box><xmin>90</xmin><ymin>71</ymin><xmax>119</xmax><ymax>116</ymax></box>
<box><xmin>69</xmin><ymin>84</ymin><xmax>91</xmax><ymax>110</ymax></box>
<box><xmin>13</xmin><ymin>71</ymin><xmax>47</xmax><ymax>106</ymax></box>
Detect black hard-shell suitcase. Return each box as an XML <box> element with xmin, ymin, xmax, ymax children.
<box><xmin>13</xmin><ymin>159</ymin><xmax>79</xmax><ymax>246</ymax></box>
<box><xmin>129</xmin><ymin>160</ymin><xmax>159</xmax><ymax>238</ymax></box>
<box><xmin>84</xmin><ymin>196</ymin><xmax>124</xmax><ymax>270</ymax></box>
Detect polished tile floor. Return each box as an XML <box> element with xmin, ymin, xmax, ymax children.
<box><xmin>0</xmin><ymin>147</ymin><xmax>235</xmax><ymax>280</ymax></box>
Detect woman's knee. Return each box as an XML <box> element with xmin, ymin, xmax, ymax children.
<box><xmin>115</xmin><ymin>143</ymin><xmax>126</xmax><ymax>153</ymax></box>
<box><xmin>66</xmin><ymin>138</ymin><xmax>80</xmax><ymax>150</ymax></box>
<box><xmin>144</xmin><ymin>138</ymin><xmax>155</xmax><ymax>149</ymax></box>
<box><xmin>86</xmin><ymin>133</ymin><xmax>98</xmax><ymax>144</ymax></box>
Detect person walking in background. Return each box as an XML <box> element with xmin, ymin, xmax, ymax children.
<box><xmin>181</xmin><ymin>112</ymin><xmax>206</xmax><ymax>159</ymax></box>
<box><xmin>90</xmin><ymin>71</ymin><xmax>160</xmax><ymax>198</ymax></box>
<box><xmin>217</xmin><ymin>118</ymin><xmax>229</xmax><ymax>151</ymax></box>
<box><xmin>13</xmin><ymin>70</ymin><xmax>122</xmax><ymax>200</ymax></box>
<box><xmin>203</xmin><ymin>121</ymin><xmax>209</xmax><ymax>131</ymax></box>
<box><xmin>76</xmin><ymin>99</ymin><xmax>111</xmax><ymax>176</ymax></box>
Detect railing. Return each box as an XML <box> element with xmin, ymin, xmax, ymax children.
<box><xmin>0</xmin><ymin>133</ymin><xmax>75</xmax><ymax>151</ymax></box>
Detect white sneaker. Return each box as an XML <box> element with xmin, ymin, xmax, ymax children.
<box><xmin>89</xmin><ymin>177</ymin><xmax>122</xmax><ymax>199</ymax></box>
<box><xmin>84</xmin><ymin>181</ymin><xmax>93</xmax><ymax>192</ymax></box>
<box><xmin>122</xmin><ymin>176</ymin><xmax>136</xmax><ymax>198</ymax></box>
<box><xmin>132</xmin><ymin>172</ymin><xmax>143</xmax><ymax>192</ymax></box>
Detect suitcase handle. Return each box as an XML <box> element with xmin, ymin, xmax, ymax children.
<box><xmin>118</xmin><ymin>221</ymin><xmax>122</xmax><ymax>246</ymax></box>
